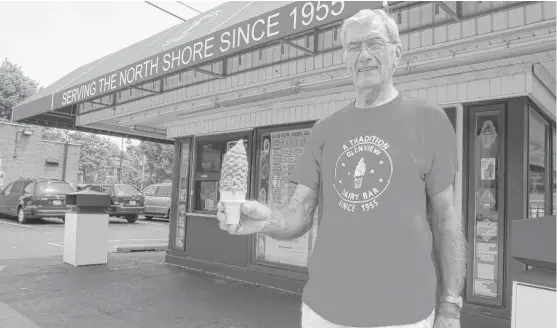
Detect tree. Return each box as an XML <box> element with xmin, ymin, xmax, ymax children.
<box><xmin>124</xmin><ymin>141</ymin><xmax>173</xmax><ymax>187</ymax></box>
<box><xmin>139</xmin><ymin>141</ymin><xmax>174</xmax><ymax>183</ymax></box>
<box><xmin>42</xmin><ymin>128</ymin><xmax>120</xmax><ymax>184</ymax></box>
<box><xmin>0</xmin><ymin>59</ymin><xmax>40</xmax><ymax>120</ymax></box>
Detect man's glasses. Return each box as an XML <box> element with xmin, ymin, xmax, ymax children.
<box><xmin>345</xmin><ymin>38</ymin><xmax>395</xmax><ymax>58</ymax></box>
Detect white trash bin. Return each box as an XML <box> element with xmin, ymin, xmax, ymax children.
<box><xmin>63</xmin><ymin>191</ymin><xmax>111</xmax><ymax>267</ymax></box>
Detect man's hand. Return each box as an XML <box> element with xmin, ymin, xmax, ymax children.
<box><xmin>433</xmin><ymin>313</ymin><xmax>460</xmax><ymax>328</ymax></box>
<box><xmin>217</xmin><ymin>200</ymin><xmax>272</xmax><ymax>235</ymax></box>
<box><xmin>216</xmin><ymin>184</ymin><xmax>318</xmax><ymax>240</ymax></box>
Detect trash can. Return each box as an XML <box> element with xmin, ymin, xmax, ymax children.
<box><xmin>63</xmin><ymin>190</ymin><xmax>111</xmax><ymax>267</ymax></box>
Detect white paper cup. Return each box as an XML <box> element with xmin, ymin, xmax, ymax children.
<box><xmin>220</xmin><ymin>190</ymin><xmax>245</xmax><ymax>225</ymax></box>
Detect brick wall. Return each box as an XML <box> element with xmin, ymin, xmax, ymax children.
<box><xmin>0</xmin><ymin>122</ymin><xmax>80</xmax><ymax>189</ymax></box>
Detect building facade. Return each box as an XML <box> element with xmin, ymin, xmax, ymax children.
<box><xmin>11</xmin><ymin>2</ymin><xmax>556</xmax><ymax>328</ymax></box>
<box><xmin>0</xmin><ymin>121</ymin><xmax>80</xmax><ymax>189</ymax></box>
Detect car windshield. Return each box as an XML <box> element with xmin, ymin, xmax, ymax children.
<box><xmin>37</xmin><ymin>182</ymin><xmax>74</xmax><ymax>194</ymax></box>
<box><xmin>114</xmin><ymin>185</ymin><xmax>141</xmax><ymax>196</ymax></box>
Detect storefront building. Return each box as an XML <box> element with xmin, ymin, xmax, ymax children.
<box><xmin>12</xmin><ymin>2</ymin><xmax>556</xmax><ymax>328</ymax></box>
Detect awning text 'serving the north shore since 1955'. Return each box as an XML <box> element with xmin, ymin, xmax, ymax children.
<box><xmin>57</xmin><ymin>1</ymin><xmax>383</xmax><ymax>109</ymax></box>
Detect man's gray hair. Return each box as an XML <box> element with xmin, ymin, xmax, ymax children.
<box><xmin>340</xmin><ymin>9</ymin><xmax>402</xmax><ymax>49</ymax></box>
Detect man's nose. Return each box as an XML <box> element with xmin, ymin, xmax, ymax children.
<box><xmin>358</xmin><ymin>47</ymin><xmax>374</xmax><ymax>61</ymax></box>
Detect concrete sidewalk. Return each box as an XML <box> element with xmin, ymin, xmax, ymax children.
<box><xmin>0</xmin><ymin>253</ymin><xmax>301</xmax><ymax>328</ymax></box>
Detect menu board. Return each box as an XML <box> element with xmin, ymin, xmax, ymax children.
<box><xmin>175</xmin><ymin>141</ymin><xmax>190</xmax><ymax>250</ymax></box>
<box><xmin>472</xmin><ymin>116</ymin><xmax>500</xmax><ymax>299</ymax></box>
<box><xmin>255</xmin><ymin>128</ymin><xmax>319</xmax><ymax>267</ymax></box>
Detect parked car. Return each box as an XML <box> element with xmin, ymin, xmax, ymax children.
<box><xmin>80</xmin><ymin>183</ymin><xmax>144</xmax><ymax>223</ymax></box>
<box><xmin>0</xmin><ymin>178</ymin><xmax>74</xmax><ymax>223</ymax></box>
<box><xmin>142</xmin><ymin>183</ymin><xmax>171</xmax><ymax>220</ymax></box>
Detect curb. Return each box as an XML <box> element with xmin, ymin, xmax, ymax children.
<box><xmin>113</xmin><ymin>243</ymin><xmax>168</xmax><ymax>253</ymax></box>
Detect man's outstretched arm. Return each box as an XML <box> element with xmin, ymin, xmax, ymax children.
<box><xmin>430</xmin><ymin>184</ymin><xmax>467</xmax><ymax>314</ymax></box>
<box><xmin>261</xmin><ymin>184</ymin><xmax>318</xmax><ymax>241</ymax></box>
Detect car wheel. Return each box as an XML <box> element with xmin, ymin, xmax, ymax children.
<box><xmin>126</xmin><ymin>215</ymin><xmax>138</xmax><ymax>223</ymax></box>
<box><xmin>18</xmin><ymin>207</ymin><xmax>29</xmax><ymax>224</ymax></box>
<box><xmin>144</xmin><ymin>216</ymin><xmax>153</xmax><ymax>220</ymax></box>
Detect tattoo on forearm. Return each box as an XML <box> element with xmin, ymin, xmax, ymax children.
<box><xmin>264</xmin><ymin>187</ymin><xmax>318</xmax><ymax>240</ymax></box>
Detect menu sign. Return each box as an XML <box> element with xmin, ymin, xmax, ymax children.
<box><xmin>255</xmin><ymin>128</ymin><xmax>318</xmax><ymax>267</ymax></box>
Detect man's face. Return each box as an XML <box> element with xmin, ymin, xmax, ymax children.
<box><xmin>344</xmin><ymin>18</ymin><xmax>398</xmax><ymax>90</ymax></box>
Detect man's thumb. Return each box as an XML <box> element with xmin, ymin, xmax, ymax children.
<box><xmin>241</xmin><ymin>201</ymin><xmax>254</xmax><ymax>215</ymax></box>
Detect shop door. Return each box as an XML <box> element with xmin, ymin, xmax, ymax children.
<box><xmin>169</xmin><ymin>138</ymin><xmax>191</xmax><ymax>252</ymax></box>
<box><xmin>462</xmin><ymin>103</ymin><xmax>510</xmax><ymax>328</ymax></box>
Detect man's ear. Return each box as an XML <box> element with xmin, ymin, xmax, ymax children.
<box><xmin>393</xmin><ymin>45</ymin><xmax>402</xmax><ymax>67</ymax></box>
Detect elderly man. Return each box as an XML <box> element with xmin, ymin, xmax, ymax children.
<box><xmin>217</xmin><ymin>8</ymin><xmax>467</xmax><ymax>328</ymax></box>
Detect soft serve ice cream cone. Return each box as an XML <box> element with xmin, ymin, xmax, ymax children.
<box><xmin>220</xmin><ymin>139</ymin><xmax>249</xmax><ymax>224</ymax></box>
<box><xmin>354</xmin><ymin>157</ymin><xmax>366</xmax><ymax>189</ymax></box>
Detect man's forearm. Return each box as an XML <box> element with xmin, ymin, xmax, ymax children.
<box><xmin>260</xmin><ymin>188</ymin><xmax>317</xmax><ymax>240</ymax></box>
<box><xmin>433</xmin><ymin>205</ymin><xmax>468</xmax><ymax>298</ymax></box>
<box><xmin>261</xmin><ymin>207</ymin><xmax>312</xmax><ymax>240</ymax></box>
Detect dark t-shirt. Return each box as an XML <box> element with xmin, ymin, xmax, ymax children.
<box><xmin>289</xmin><ymin>94</ymin><xmax>458</xmax><ymax>327</ymax></box>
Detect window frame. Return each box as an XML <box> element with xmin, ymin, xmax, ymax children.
<box><xmin>191</xmin><ymin>130</ymin><xmax>254</xmax><ymax>216</ymax></box>
<box><xmin>464</xmin><ymin>103</ymin><xmax>507</xmax><ymax>308</ymax></box>
<box><xmin>526</xmin><ymin>103</ymin><xmax>555</xmax><ymax>218</ymax></box>
<box><xmin>247</xmin><ymin>121</ymin><xmax>317</xmax><ymax>277</ymax></box>
<box><xmin>2</xmin><ymin>182</ymin><xmax>15</xmax><ymax>195</ymax></box>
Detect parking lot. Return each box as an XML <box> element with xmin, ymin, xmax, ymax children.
<box><xmin>0</xmin><ymin>215</ymin><xmax>169</xmax><ymax>261</ymax></box>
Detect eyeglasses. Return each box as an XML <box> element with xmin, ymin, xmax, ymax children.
<box><xmin>345</xmin><ymin>38</ymin><xmax>395</xmax><ymax>58</ymax></box>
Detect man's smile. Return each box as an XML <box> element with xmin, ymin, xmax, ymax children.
<box><xmin>358</xmin><ymin>66</ymin><xmax>379</xmax><ymax>72</ymax></box>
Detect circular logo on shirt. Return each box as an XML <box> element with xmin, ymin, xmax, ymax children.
<box><xmin>333</xmin><ymin>136</ymin><xmax>393</xmax><ymax>212</ymax></box>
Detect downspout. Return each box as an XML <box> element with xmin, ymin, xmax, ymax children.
<box><xmin>61</xmin><ymin>130</ymin><xmax>69</xmax><ymax>181</ymax></box>
<box><xmin>61</xmin><ymin>142</ymin><xmax>69</xmax><ymax>181</ymax></box>
<box><xmin>12</xmin><ymin>130</ymin><xmax>20</xmax><ymax>158</ymax></box>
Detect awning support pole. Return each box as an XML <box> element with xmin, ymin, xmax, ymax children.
<box><xmin>191</xmin><ymin>67</ymin><xmax>225</xmax><ymax>79</ymax></box>
<box><xmin>132</xmin><ymin>86</ymin><xmax>160</xmax><ymax>94</ymax></box>
<box><xmin>438</xmin><ymin>1</ymin><xmax>460</xmax><ymax>21</ymax></box>
<box><xmin>280</xmin><ymin>40</ymin><xmax>316</xmax><ymax>55</ymax></box>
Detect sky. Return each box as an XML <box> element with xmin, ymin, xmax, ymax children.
<box><xmin>0</xmin><ymin>0</ymin><xmax>224</xmax><ymax>148</ymax></box>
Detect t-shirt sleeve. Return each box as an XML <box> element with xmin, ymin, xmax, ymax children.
<box><xmin>424</xmin><ymin>105</ymin><xmax>459</xmax><ymax>197</ymax></box>
<box><xmin>288</xmin><ymin>120</ymin><xmax>325</xmax><ymax>191</ymax></box>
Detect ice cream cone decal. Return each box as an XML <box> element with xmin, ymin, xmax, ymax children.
<box><xmin>354</xmin><ymin>157</ymin><xmax>366</xmax><ymax>189</ymax></box>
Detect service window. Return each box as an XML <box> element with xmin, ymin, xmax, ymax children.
<box><xmin>192</xmin><ymin>134</ymin><xmax>251</xmax><ymax>214</ymax></box>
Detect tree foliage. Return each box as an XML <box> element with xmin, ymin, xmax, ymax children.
<box><xmin>126</xmin><ymin>141</ymin><xmax>174</xmax><ymax>188</ymax></box>
<box><xmin>42</xmin><ymin>128</ymin><xmax>120</xmax><ymax>184</ymax></box>
<box><xmin>42</xmin><ymin>128</ymin><xmax>174</xmax><ymax>188</ymax></box>
<box><xmin>0</xmin><ymin>59</ymin><xmax>40</xmax><ymax>121</ymax></box>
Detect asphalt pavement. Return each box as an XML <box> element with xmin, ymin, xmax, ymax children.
<box><xmin>0</xmin><ymin>216</ymin><xmax>169</xmax><ymax>260</ymax></box>
<box><xmin>0</xmin><ymin>215</ymin><xmax>302</xmax><ymax>328</ymax></box>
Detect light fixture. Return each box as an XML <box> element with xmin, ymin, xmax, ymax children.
<box><xmin>129</xmin><ymin>125</ymin><xmax>167</xmax><ymax>138</ymax></box>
